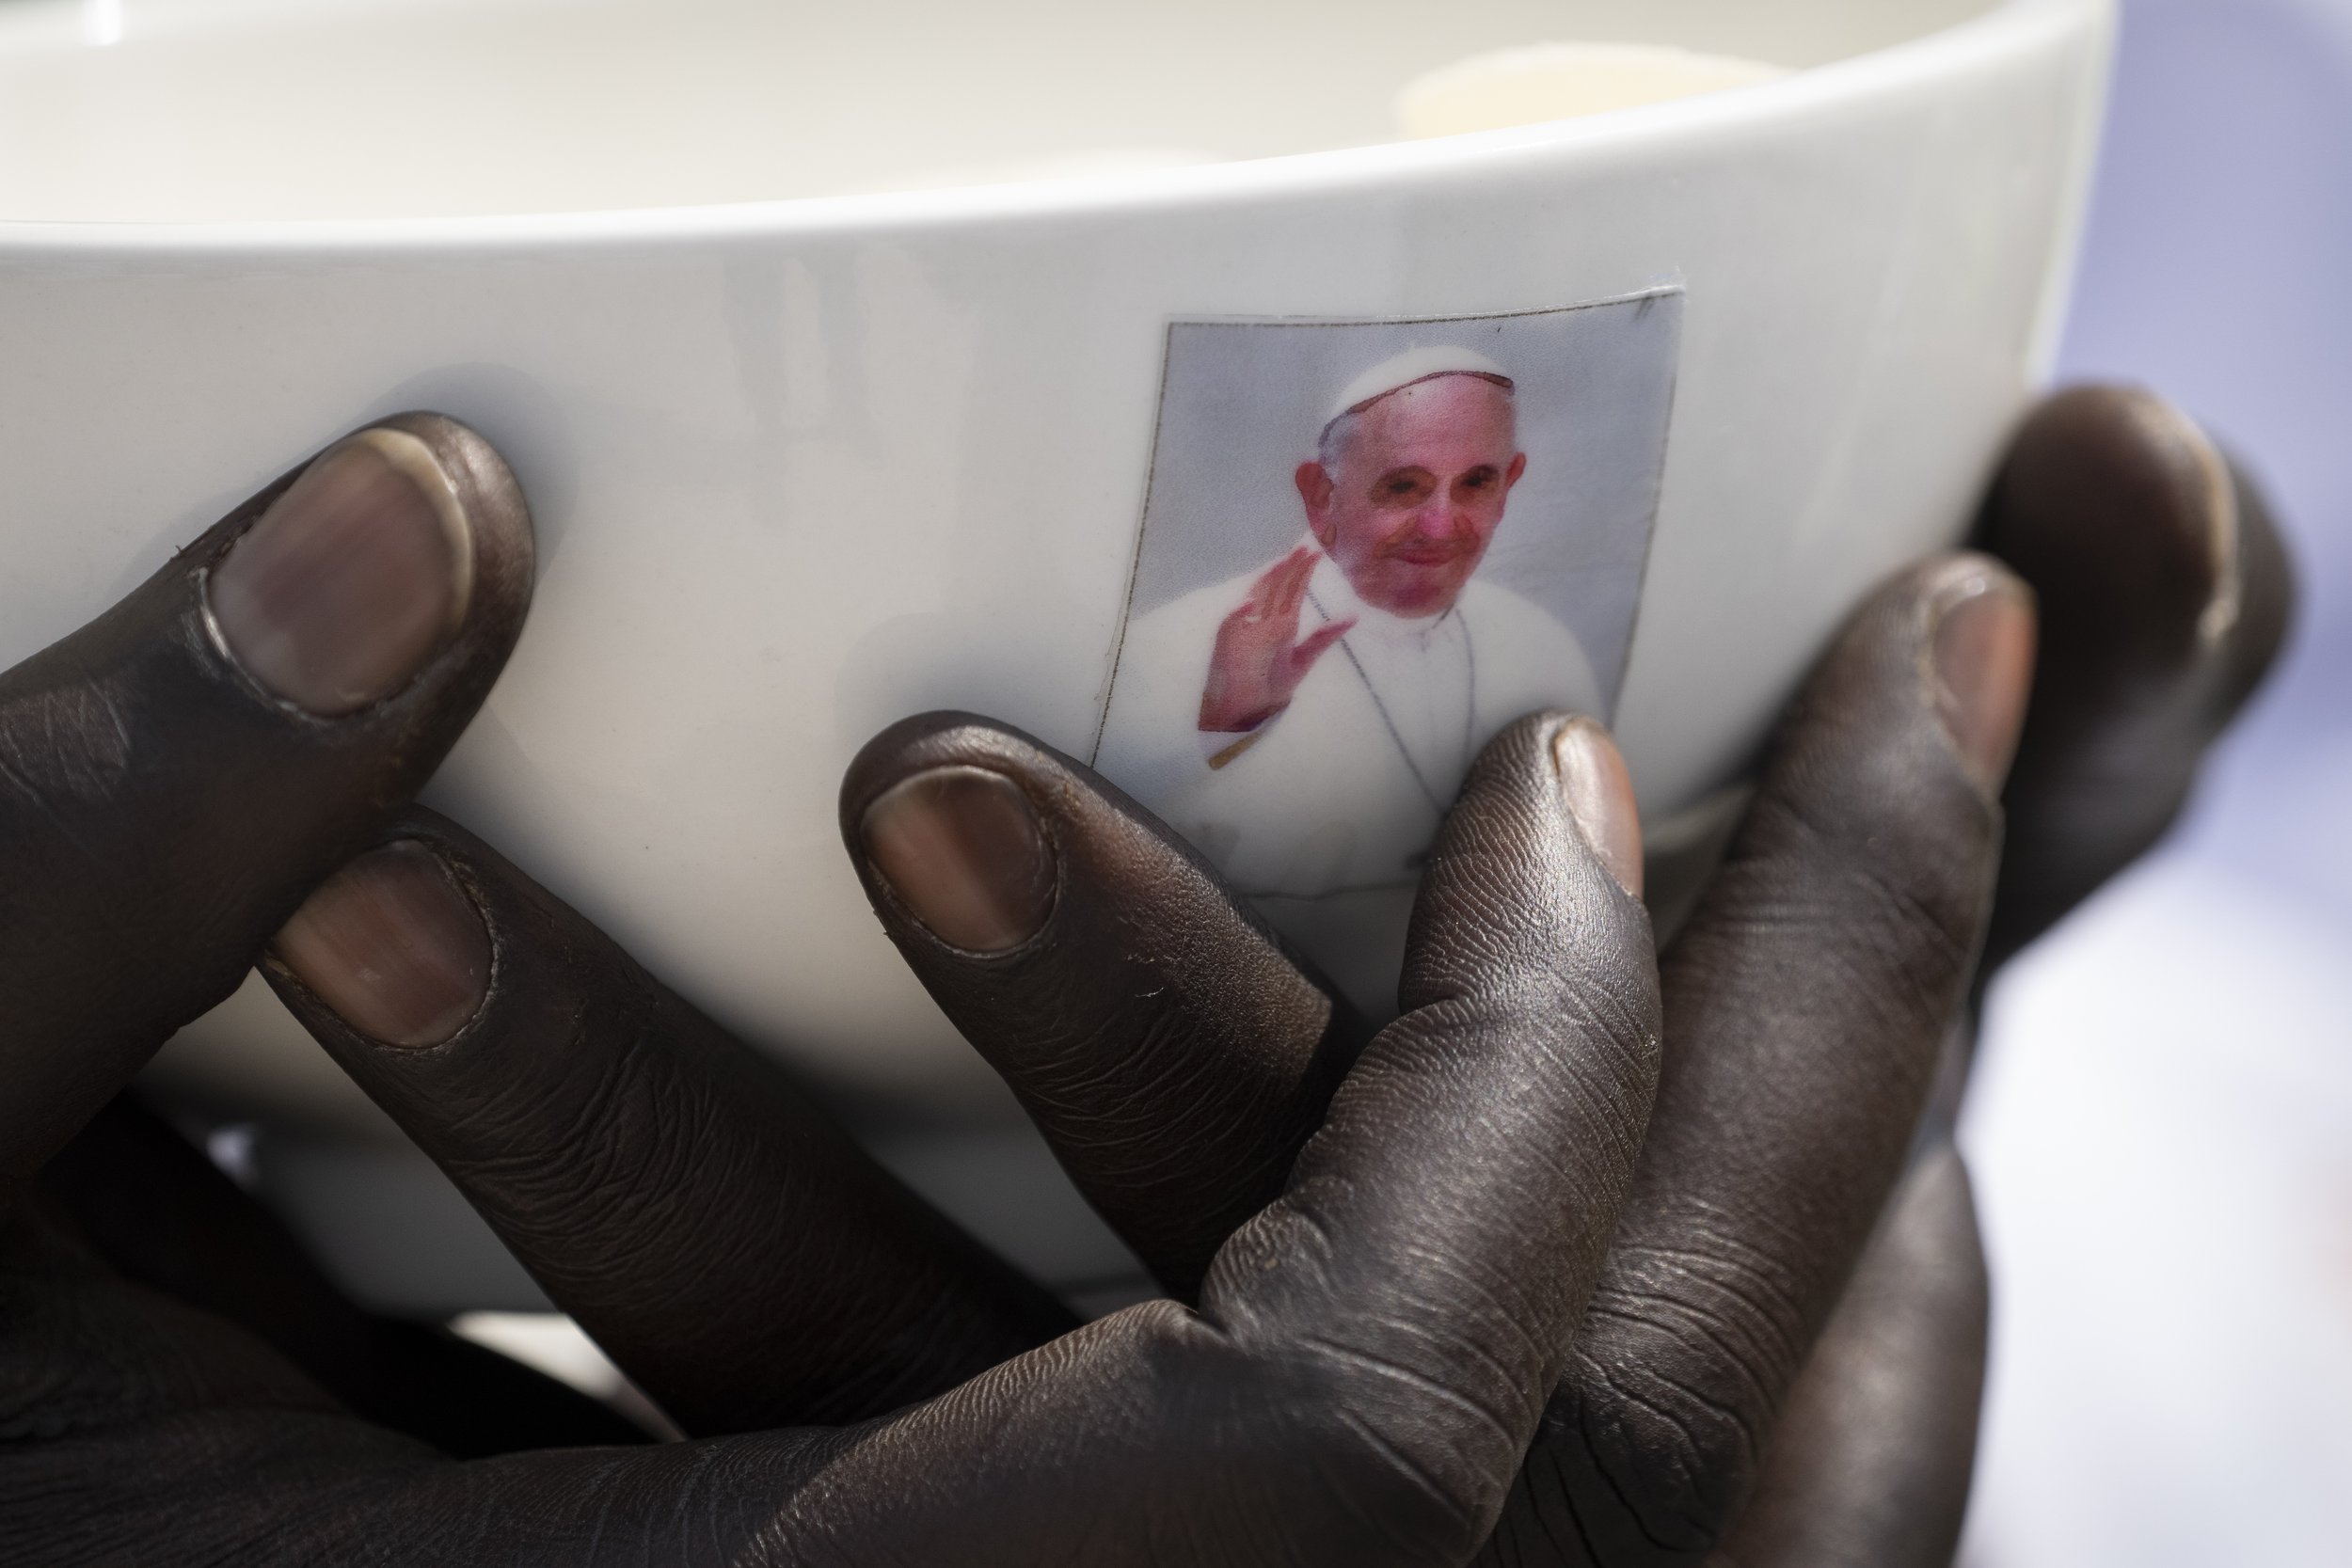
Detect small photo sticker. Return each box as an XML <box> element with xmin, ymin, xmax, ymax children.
<box><xmin>1092</xmin><ymin>292</ymin><xmax>1682</xmax><ymax>899</ymax></box>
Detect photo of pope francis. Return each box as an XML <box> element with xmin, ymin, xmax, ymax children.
<box><xmin>1097</xmin><ymin>344</ymin><xmax>1604</xmax><ymax>897</ymax></box>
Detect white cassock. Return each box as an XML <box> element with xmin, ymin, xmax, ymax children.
<box><xmin>1095</xmin><ymin>545</ymin><xmax>1604</xmax><ymax>899</ymax></box>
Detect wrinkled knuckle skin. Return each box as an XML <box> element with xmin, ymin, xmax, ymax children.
<box><xmin>1470</xmin><ymin>1232</ymin><xmax>1807</xmax><ymax>1567</ymax></box>
<box><xmin>1478</xmin><ymin>1379</ymin><xmax>1755</xmax><ymax>1568</ymax></box>
<box><xmin>1217</xmin><ymin>1335</ymin><xmax>1518</xmax><ymax>1568</ymax></box>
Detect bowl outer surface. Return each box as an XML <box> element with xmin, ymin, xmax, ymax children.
<box><xmin>0</xmin><ymin>0</ymin><xmax>2004</xmax><ymax>219</ymax></box>
<box><xmin>0</xmin><ymin>2</ymin><xmax>2111</xmax><ymax>1156</ymax></box>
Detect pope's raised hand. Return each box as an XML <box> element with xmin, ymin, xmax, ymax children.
<box><xmin>1197</xmin><ymin>544</ymin><xmax>1357</xmax><ymax>735</ymax></box>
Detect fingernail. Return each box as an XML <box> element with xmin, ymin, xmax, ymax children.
<box><xmin>1552</xmin><ymin>720</ymin><xmax>1643</xmax><ymax>898</ymax></box>
<box><xmin>273</xmin><ymin>842</ymin><xmax>491</xmax><ymax>1048</ymax></box>
<box><xmin>1930</xmin><ymin>577</ymin><xmax>2038</xmax><ymax>794</ymax></box>
<box><xmin>208</xmin><ymin>428</ymin><xmax>474</xmax><ymax>717</ymax></box>
<box><xmin>860</xmin><ymin>767</ymin><xmax>1056</xmax><ymax>953</ymax></box>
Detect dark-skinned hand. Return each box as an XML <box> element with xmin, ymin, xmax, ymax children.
<box><xmin>0</xmin><ymin>388</ymin><xmax>2290</xmax><ymax>1565</ymax></box>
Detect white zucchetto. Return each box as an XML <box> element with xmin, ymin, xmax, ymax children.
<box><xmin>1323</xmin><ymin>344</ymin><xmax>1515</xmax><ymax>431</ymax></box>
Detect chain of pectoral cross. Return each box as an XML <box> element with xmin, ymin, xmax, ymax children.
<box><xmin>1306</xmin><ymin>586</ymin><xmax>1477</xmax><ymax>820</ymax></box>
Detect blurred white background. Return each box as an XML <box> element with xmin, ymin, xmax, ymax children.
<box><xmin>1961</xmin><ymin>0</ymin><xmax>2352</xmax><ymax>1561</ymax></box>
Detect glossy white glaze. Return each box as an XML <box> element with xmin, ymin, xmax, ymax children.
<box><xmin>0</xmin><ymin>0</ymin><xmax>2111</xmax><ymax>1293</ymax></box>
<box><xmin>5</xmin><ymin>0</ymin><xmax>1994</xmax><ymax>218</ymax></box>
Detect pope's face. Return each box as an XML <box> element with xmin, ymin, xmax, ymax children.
<box><xmin>1297</xmin><ymin>375</ymin><xmax>1527</xmax><ymax>619</ymax></box>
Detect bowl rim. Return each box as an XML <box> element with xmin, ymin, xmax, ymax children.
<box><xmin>0</xmin><ymin>0</ymin><xmax>2104</xmax><ymax>254</ymax></box>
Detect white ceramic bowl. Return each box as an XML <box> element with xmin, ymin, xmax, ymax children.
<box><xmin>0</xmin><ymin>0</ymin><xmax>2111</xmax><ymax>1305</ymax></box>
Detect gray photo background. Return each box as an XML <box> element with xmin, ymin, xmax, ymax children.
<box><xmin>1118</xmin><ymin>292</ymin><xmax>1682</xmax><ymax>711</ymax></box>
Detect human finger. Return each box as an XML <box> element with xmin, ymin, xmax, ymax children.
<box><xmin>32</xmin><ymin>1092</ymin><xmax>647</xmax><ymax>1455</ymax></box>
<box><xmin>1272</xmin><ymin>544</ymin><xmax>1316</xmax><ymax>615</ymax></box>
<box><xmin>1706</xmin><ymin>1144</ymin><xmax>1989</xmax><ymax>1568</ymax></box>
<box><xmin>1218</xmin><ymin>713</ymin><xmax>1659</xmax><ymax>1529</ymax></box>
<box><xmin>1244</xmin><ymin>546</ymin><xmax>1309</xmax><ymax>615</ymax></box>
<box><xmin>792</xmin><ymin>715</ymin><xmax>1661</xmax><ymax>1565</ymax></box>
<box><xmin>0</xmin><ymin>1204</ymin><xmax>820</xmax><ymax>1567</ymax></box>
<box><xmin>842</xmin><ymin>714</ymin><xmax>1367</xmax><ymax>1298</ymax></box>
<box><xmin>34</xmin><ymin>719</ymin><xmax>1661</xmax><ymax>1568</ymax></box>
<box><xmin>91</xmin><ymin>719</ymin><xmax>1656</xmax><ymax>1568</ymax></box>
<box><xmin>0</xmin><ymin>416</ymin><xmax>532</xmax><ymax>1196</ymax></box>
<box><xmin>1486</xmin><ymin>554</ymin><xmax>2027</xmax><ymax>1562</ymax></box>
<box><xmin>1979</xmin><ymin>385</ymin><xmax>2295</xmax><ymax>969</ymax></box>
<box><xmin>1291</xmin><ymin>616</ymin><xmax>1357</xmax><ymax>674</ymax></box>
<box><xmin>262</xmin><ymin>807</ymin><xmax>1074</xmax><ymax>1435</ymax></box>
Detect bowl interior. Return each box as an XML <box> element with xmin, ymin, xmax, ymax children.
<box><xmin>2</xmin><ymin>0</ymin><xmax>2003</xmax><ymax>222</ymax></box>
